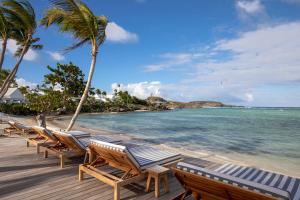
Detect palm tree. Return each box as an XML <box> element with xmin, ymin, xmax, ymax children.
<box><xmin>0</xmin><ymin>7</ymin><xmax>9</xmax><ymax>71</ymax></box>
<box><xmin>41</xmin><ymin>0</ymin><xmax>107</xmax><ymax>131</ymax></box>
<box><xmin>0</xmin><ymin>0</ymin><xmax>42</xmax><ymax>98</ymax></box>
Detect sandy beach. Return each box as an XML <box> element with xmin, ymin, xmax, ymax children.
<box><xmin>4</xmin><ymin>113</ymin><xmax>299</xmax><ymax>178</ymax></box>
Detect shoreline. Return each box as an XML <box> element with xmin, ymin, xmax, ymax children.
<box><xmin>6</xmin><ymin>113</ymin><xmax>300</xmax><ymax>178</ymax></box>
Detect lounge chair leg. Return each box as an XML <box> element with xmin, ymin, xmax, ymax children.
<box><xmin>60</xmin><ymin>154</ymin><xmax>65</xmax><ymax>168</ymax></box>
<box><xmin>36</xmin><ymin>144</ymin><xmax>40</xmax><ymax>154</ymax></box>
<box><xmin>26</xmin><ymin>141</ymin><xmax>29</xmax><ymax>147</ymax></box>
<box><xmin>155</xmin><ymin>175</ymin><xmax>160</xmax><ymax>197</ymax></box>
<box><xmin>145</xmin><ymin>175</ymin><xmax>151</xmax><ymax>192</ymax></box>
<box><xmin>88</xmin><ymin>150</ymin><xmax>93</xmax><ymax>163</ymax></box>
<box><xmin>192</xmin><ymin>191</ymin><xmax>201</xmax><ymax>200</ymax></box>
<box><xmin>79</xmin><ymin>165</ymin><xmax>84</xmax><ymax>181</ymax></box>
<box><xmin>84</xmin><ymin>152</ymin><xmax>88</xmax><ymax>164</ymax></box>
<box><xmin>44</xmin><ymin>150</ymin><xmax>48</xmax><ymax>158</ymax></box>
<box><xmin>163</xmin><ymin>174</ymin><xmax>169</xmax><ymax>193</ymax></box>
<box><xmin>114</xmin><ymin>183</ymin><xmax>120</xmax><ymax>200</ymax></box>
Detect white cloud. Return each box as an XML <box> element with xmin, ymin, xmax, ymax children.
<box><xmin>53</xmin><ymin>84</ymin><xmax>63</xmax><ymax>91</ymax></box>
<box><xmin>142</xmin><ymin>22</ymin><xmax>300</xmax><ymax>106</ymax></box>
<box><xmin>16</xmin><ymin>78</ymin><xmax>37</xmax><ymax>89</ymax></box>
<box><xmin>197</xmin><ymin>22</ymin><xmax>300</xmax><ymax>84</ymax></box>
<box><xmin>112</xmin><ymin>81</ymin><xmax>161</xmax><ymax>99</ymax></box>
<box><xmin>144</xmin><ymin>53</ymin><xmax>199</xmax><ymax>72</ymax></box>
<box><xmin>46</xmin><ymin>51</ymin><xmax>65</xmax><ymax>61</ymax></box>
<box><xmin>6</xmin><ymin>40</ymin><xmax>38</xmax><ymax>61</ymax></box>
<box><xmin>244</xmin><ymin>93</ymin><xmax>254</xmax><ymax>102</ymax></box>
<box><xmin>106</xmin><ymin>22</ymin><xmax>138</xmax><ymax>43</ymax></box>
<box><xmin>235</xmin><ymin>0</ymin><xmax>268</xmax><ymax>23</ymax></box>
<box><xmin>236</xmin><ymin>0</ymin><xmax>264</xmax><ymax>14</ymax></box>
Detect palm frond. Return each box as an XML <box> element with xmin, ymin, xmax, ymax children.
<box><xmin>64</xmin><ymin>37</ymin><xmax>89</xmax><ymax>52</ymax></box>
<box><xmin>14</xmin><ymin>45</ymin><xmax>24</xmax><ymax>57</ymax></box>
<box><xmin>29</xmin><ymin>37</ymin><xmax>40</xmax><ymax>43</ymax></box>
<box><xmin>0</xmin><ymin>7</ymin><xmax>9</xmax><ymax>38</ymax></box>
<box><xmin>40</xmin><ymin>8</ymin><xmax>66</xmax><ymax>27</ymax></box>
<box><xmin>49</xmin><ymin>0</ymin><xmax>80</xmax><ymax>12</ymax></box>
<box><xmin>2</xmin><ymin>0</ymin><xmax>36</xmax><ymax>33</ymax></box>
<box><xmin>42</xmin><ymin>0</ymin><xmax>108</xmax><ymax>51</ymax></box>
<box><xmin>10</xmin><ymin>28</ymin><xmax>26</xmax><ymax>41</ymax></box>
<box><xmin>1</xmin><ymin>7</ymin><xmax>24</xmax><ymax>30</ymax></box>
<box><xmin>31</xmin><ymin>44</ymin><xmax>43</xmax><ymax>50</ymax></box>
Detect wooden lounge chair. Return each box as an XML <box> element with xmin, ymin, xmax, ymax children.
<box><xmin>4</xmin><ymin>121</ymin><xmax>18</xmax><ymax>136</ymax></box>
<box><xmin>172</xmin><ymin>162</ymin><xmax>294</xmax><ymax>200</ymax></box>
<box><xmin>4</xmin><ymin>121</ymin><xmax>35</xmax><ymax>136</ymax></box>
<box><xmin>44</xmin><ymin>131</ymin><xmax>121</xmax><ymax>168</ymax></box>
<box><xmin>26</xmin><ymin>126</ymin><xmax>59</xmax><ymax>154</ymax></box>
<box><xmin>79</xmin><ymin>140</ymin><xmax>182</xmax><ymax>200</ymax></box>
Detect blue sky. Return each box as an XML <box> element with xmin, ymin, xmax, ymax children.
<box><xmin>3</xmin><ymin>0</ymin><xmax>300</xmax><ymax>106</ymax></box>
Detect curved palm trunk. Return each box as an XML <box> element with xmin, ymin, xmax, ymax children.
<box><xmin>0</xmin><ymin>38</ymin><xmax>7</xmax><ymax>71</ymax></box>
<box><xmin>66</xmin><ymin>46</ymin><xmax>98</xmax><ymax>131</ymax></box>
<box><xmin>0</xmin><ymin>42</ymin><xmax>29</xmax><ymax>99</ymax></box>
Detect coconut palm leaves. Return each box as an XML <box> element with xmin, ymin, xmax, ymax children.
<box><xmin>41</xmin><ymin>0</ymin><xmax>107</xmax><ymax>50</ymax></box>
<box><xmin>0</xmin><ymin>7</ymin><xmax>9</xmax><ymax>70</ymax></box>
<box><xmin>0</xmin><ymin>0</ymin><xmax>42</xmax><ymax>98</ymax></box>
<box><xmin>41</xmin><ymin>0</ymin><xmax>107</xmax><ymax>131</ymax></box>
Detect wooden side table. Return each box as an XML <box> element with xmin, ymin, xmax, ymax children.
<box><xmin>145</xmin><ymin>165</ymin><xmax>170</xmax><ymax>197</ymax></box>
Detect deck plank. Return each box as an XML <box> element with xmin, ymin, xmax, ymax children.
<box><xmin>0</xmin><ymin>135</ymin><xmax>219</xmax><ymax>200</ymax></box>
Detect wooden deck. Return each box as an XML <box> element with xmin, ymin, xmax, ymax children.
<box><xmin>0</xmin><ymin>134</ymin><xmax>220</xmax><ymax>200</ymax></box>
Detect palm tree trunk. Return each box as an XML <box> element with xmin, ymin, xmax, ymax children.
<box><xmin>0</xmin><ymin>42</ymin><xmax>29</xmax><ymax>99</ymax></box>
<box><xmin>66</xmin><ymin>46</ymin><xmax>98</xmax><ymax>131</ymax></box>
<box><xmin>0</xmin><ymin>38</ymin><xmax>7</xmax><ymax>71</ymax></box>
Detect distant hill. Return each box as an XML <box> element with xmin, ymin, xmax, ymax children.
<box><xmin>146</xmin><ymin>96</ymin><xmax>225</xmax><ymax>109</ymax></box>
<box><xmin>147</xmin><ymin>96</ymin><xmax>167</xmax><ymax>104</ymax></box>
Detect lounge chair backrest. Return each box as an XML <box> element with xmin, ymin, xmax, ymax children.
<box><xmin>8</xmin><ymin>121</ymin><xmax>17</xmax><ymax>129</ymax></box>
<box><xmin>14</xmin><ymin>123</ymin><xmax>32</xmax><ymax>130</ymax></box>
<box><xmin>8</xmin><ymin>120</ymin><xmax>15</xmax><ymax>126</ymax></box>
<box><xmin>89</xmin><ymin>140</ymin><xmax>141</xmax><ymax>175</ymax></box>
<box><xmin>173</xmin><ymin>162</ymin><xmax>290</xmax><ymax>200</ymax></box>
<box><xmin>32</xmin><ymin>126</ymin><xmax>58</xmax><ymax>142</ymax></box>
<box><xmin>67</xmin><ymin>130</ymin><xmax>91</xmax><ymax>138</ymax></box>
<box><xmin>53</xmin><ymin>131</ymin><xmax>86</xmax><ymax>153</ymax></box>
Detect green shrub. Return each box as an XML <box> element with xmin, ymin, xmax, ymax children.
<box><xmin>0</xmin><ymin>103</ymin><xmax>36</xmax><ymax>115</ymax></box>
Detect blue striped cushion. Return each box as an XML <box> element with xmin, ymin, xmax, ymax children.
<box><xmin>54</xmin><ymin>131</ymin><xmax>86</xmax><ymax>150</ymax></box>
<box><xmin>67</xmin><ymin>130</ymin><xmax>91</xmax><ymax>138</ymax></box>
<box><xmin>215</xmin><ymin>164</ymin><xmax>300</xmax><ymax>200</ymax></box>
<box><xmin>128</xmin><ymin>146</ymin><xmax>181</xmax><ymax>170</ymax></box>
<box><xmin>90</xmin><ymin>140</ymin><xmax>181</xmax><ymax>170</ymax></box>
<box><xmin>15</xmin><ymin>123</ymin><xmax>32</xmax><ymax>130</ymax></box>
<box><xmin>78</xmin><ymin>135</ymin><xmax>120</xmax><ymax>147</ymax></box>
<box><xmin>177</xmin><ymin>162</ymin><xmax>290</xmax><ymax>200</ymax></box>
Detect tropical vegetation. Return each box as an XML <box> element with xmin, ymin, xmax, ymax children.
<box><xmin>0</xmin><ymin>62</ymin><xmax>154</xmax><ymax>116</ymax></box>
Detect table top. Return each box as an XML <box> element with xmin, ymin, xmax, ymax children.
<box><xmin>147</xmin><ymin>165</ymin><xmax>170</xmax><ymax>174</ymax></box>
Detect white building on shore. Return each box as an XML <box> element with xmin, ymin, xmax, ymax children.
<box><xmin>1</xmin><ymin>88</ymin><xmax>26</xmax><ymax>103</ymax></box>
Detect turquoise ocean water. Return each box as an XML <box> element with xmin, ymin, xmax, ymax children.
<box><xmin>77</xmin><ymin>108</ymin><xmax>300</xmax><ymax>175</ymax></box>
